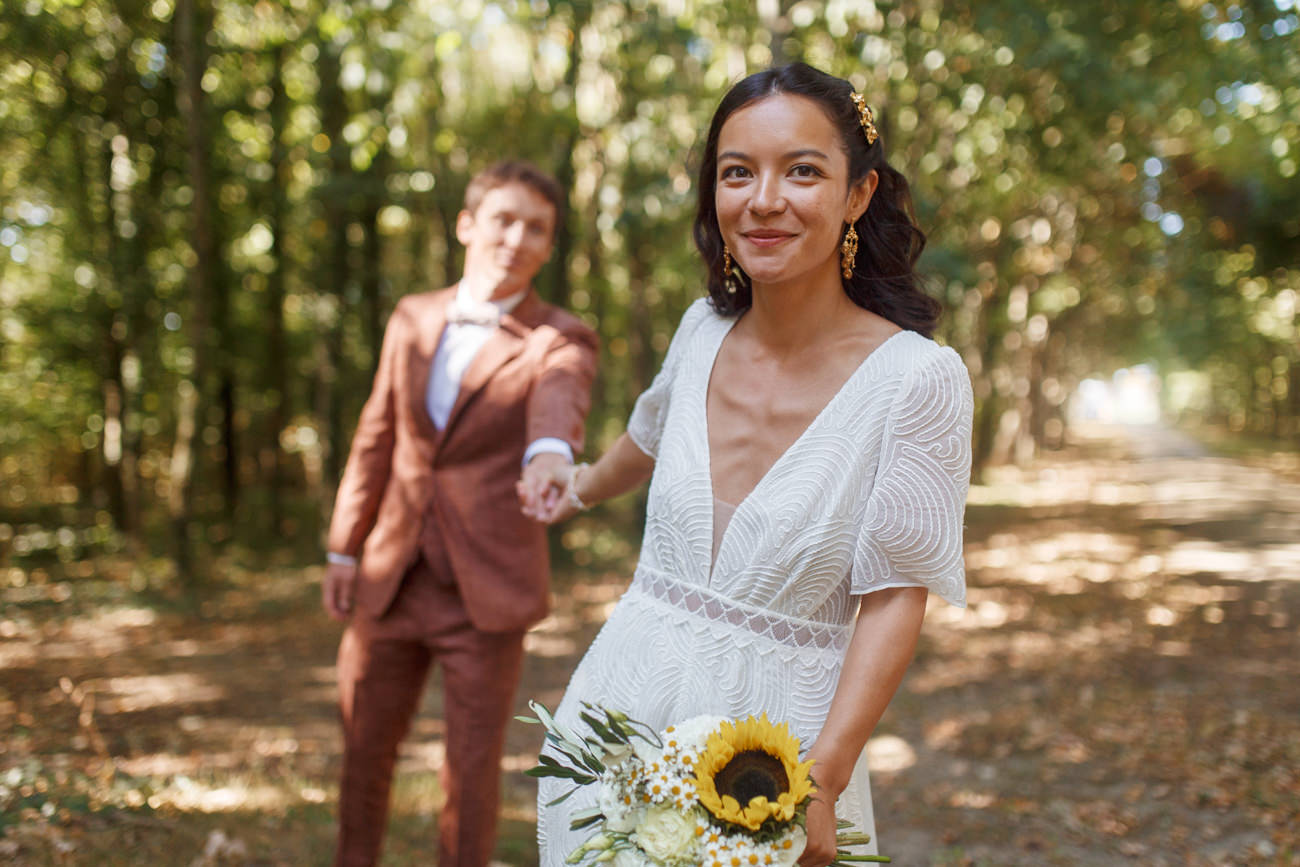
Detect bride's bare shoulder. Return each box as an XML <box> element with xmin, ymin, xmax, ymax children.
<box><xmin>838</xmin><ymin>307</ymin><xmax>902</xmax><ymax>359</ymax></box>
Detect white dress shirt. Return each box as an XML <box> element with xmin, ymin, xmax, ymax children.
<box><xmin>327</xmin><ymin>284</ymin><xmax>572</xmax><ymax>567</ymax></box>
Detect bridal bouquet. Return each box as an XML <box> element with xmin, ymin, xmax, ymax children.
<box><xmin>522</xmin><ymin>701</ymin><xmax>886</xmax><ymax>866</ymax></box>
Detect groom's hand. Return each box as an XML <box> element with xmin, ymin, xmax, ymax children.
<box><xmin>322</xmin><ymin>561</ymin><xmax>358</xmax><ymax>621</ymax></box>
<box><xmin>518</xmin><ymin>453</ymin><xmax>570</xmax><ymax>521</ymax></box>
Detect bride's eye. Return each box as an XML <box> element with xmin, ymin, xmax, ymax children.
<box><xmin>790</xmin><ymin>164</ymin><xmax>823</xmax><ymax>178</ymax></box>
<box><xmin>720</xmin><ymin>165</ymin><xmax>752</xmax><ymax>180</ymax></box>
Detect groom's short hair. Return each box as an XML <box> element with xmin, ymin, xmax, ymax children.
<box><xmin>463</xmin><ymin>161</ymin><xmax>565</xmax><ymax>231</ymax></box>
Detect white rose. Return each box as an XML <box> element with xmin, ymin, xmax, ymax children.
<box><xmin>612</xmin><ymin>847</ymin><xmax>650</xmax><ymax>867</ymax></box>
<box><xmin>669</xmin><ymin>715</ymin><xmax>726</xmax><ymax>751</ymax></box>
<box><xmin>633</xmin><ymin>804</ymin><xmax>698</xmax><ymax>863</ymax></box>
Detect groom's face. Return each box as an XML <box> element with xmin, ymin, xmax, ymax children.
<box><xmin>457</xmin><ymin>182</ymin><xmax>556</xmax><ymax>299</ymax></box>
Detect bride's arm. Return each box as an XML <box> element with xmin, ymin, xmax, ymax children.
<box><xmin>521</xmin><ymin>432</ymin><xmax>655</xmax><ymax>523</ymax></box>
<box><xmin>797</xmin><ymin>585</ymin><xmax>929</xmax><ymax>866</ymax></box>
<box><xmin>572</xmin><ymin>432</ymin><xmax>656</xmax><ymax>506</ymax></box>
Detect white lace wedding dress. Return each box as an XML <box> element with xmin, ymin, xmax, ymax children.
<box><xmin>537</xmin><ymin>298</ymin><xmax>973</xmax><ymax>863</ymax></box>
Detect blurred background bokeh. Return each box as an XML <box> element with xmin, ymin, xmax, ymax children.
<box><xmin>2</xmin><ymin>1</ymin><xmax>1298</xmax><ymax>864</ymax></box>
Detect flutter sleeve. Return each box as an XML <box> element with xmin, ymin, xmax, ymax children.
<box><xmin>626</xmin><ymin>297</ymin><xmax>713</xmax><ymax>460</ymax></box>
<box><xmin>851</xmin><ymin>346</ymin><xmax>974</xmax><ymax>607</ymax></box>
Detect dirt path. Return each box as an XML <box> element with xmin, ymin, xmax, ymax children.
<box><xmin>863</xmin><ymin>423</ymin><xmax>1299</xmax><ymax>865</ymax></box>
<box><xmin>1</xmin><ymin>424</ymin><xmax>1296</xmax><ymax>865</ymax></box>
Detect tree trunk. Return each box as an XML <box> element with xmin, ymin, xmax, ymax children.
<box><xmin>265</xmin><ymin>43</ymin><xmax>290</xmax><ymax>531</ymax></box>
<box><xmin>110</xmin><ymin>54</ymin><xmax>147</xmax><ymax>537</ymax></box>
<box><xmin>361</xmin><ymin>161</ymin><xmax>386</xmax><ymax>375</ymax></box>
<box><xmin>441</xmin><ymin>208</ymin><xmax>459</xmax><ymax>288</ymax></box>
<box><xmin>1290</xmin><ymin>359</ymin><xmax>1300</xmax><ymax>446</ymax></box>
<box><xmin>208</xmin><ymin>112</ymin><xmax>236</xmax><ymax>519</ymax></box>
<box><xmin>102</xmin><ymin>337</ymin><xmax>129</xmax><ymax>531</ymax></box>
<box><xmin>583</xmin><ymin>159</ymin><xmax>610</xmax><ymax>417</ymax></box>
<box><xmin>541</xmin><ymin>0</ymin><xmax>590</xmax><ymax>309</ymax></box>
<box><xmin>65</xmin><ymin>102</ymin><xmax>115</xmax><ymax>524</ymax></box>
<box><xmin>317</xmin><ymin>37</ymin><xmax>351</xmax><ymax>491</ymax></box>
<box><xmin>93</xmin><ymin>131</ymin><xmax>132</xmax><ymax>531</ymax></box>
<box><xmin>436</xmin><ymin>172</ymin><xmax>461</xmax><ymax>289</ymax></box>
<box><xmin>1025</xmin><ymin>339</ymin><xmax>1048</xmax><ymax>459</ymax></box>
<box><xmin>218</xmin><ymin>370</ymin><xmax>237</xmax><ymax>516</ymax></box>
<box><xmin>171</xmin><ymin>0</ymin><xmax>217</xmax><ymax>583</ymax></box>
<box><xmin>969</xmin><ymin>283</ymin><xmax>1004</xmax><ymax>475</ymax></box>
<box><xmin>211</xmin><ymin>224</ymin><xmax>237</xmax><ymax>521</ymax></box>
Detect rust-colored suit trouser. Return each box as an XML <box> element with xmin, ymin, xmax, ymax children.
<box><xmin>334</xmin><ymin>549</ymin><xmax>525</xmax><ymax>867</ymax></box>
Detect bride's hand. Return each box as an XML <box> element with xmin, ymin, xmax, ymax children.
<box><xmin>797</xmin><ymin>792</ymin><xmax>839</xmax><ymax>866</ymax></box>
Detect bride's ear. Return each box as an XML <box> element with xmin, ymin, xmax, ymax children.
<box><xmin>846</xmin><ymin>170</ymin><xmax>879</xmax><ymax>223</ymax></box>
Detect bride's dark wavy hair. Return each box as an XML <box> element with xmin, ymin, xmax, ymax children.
<box><xmin>693</xmin><ymin>62</ymin><xmax>940</xmax><ymax>337</ymax></box>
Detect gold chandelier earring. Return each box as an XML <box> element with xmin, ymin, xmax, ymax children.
<box><xmin>722</xmin><ymin>244</ymin><xmax>739</xmax><ymax>294</ymax></box>
<box><xmin>841</xmin><ymin>224</ymin><xmax>859</xmax><ymax>280</ymax></box>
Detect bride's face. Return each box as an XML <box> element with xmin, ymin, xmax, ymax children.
<box><xmin>714</xmin><ymin>93</ymin><xmax>871</xmax><ymax>292</ymax></box>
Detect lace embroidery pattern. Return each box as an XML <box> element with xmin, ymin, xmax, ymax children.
<box><xmin>632</xmin><ymin>566</ymin><xmax>853</xmax><ymax>653</ymax></box>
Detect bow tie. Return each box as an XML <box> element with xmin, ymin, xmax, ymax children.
<box><xmin>446</xmin><ymin>297</ymin><xmax>501</xmax><ymax>327</ymax></box>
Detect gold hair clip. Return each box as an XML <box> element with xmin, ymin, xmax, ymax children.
<box><xmin>850</xmin><ymin>92</ymin><xmax>879</xmax><ymax>146</ymax></box>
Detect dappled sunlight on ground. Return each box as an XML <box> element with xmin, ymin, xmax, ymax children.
<box><xmin>144</xmin><ymin>776</ymin><xmax>290</xmax><ymax>813</ymax></box>
<box><xmin>864</xmin><ymin>733</ymin><xmax>917</xmax><ymax>774</ymax></box>
<box><xmin>873</xmin><ymin>422</ymin><xmax>1299</xmax><ymax>864</ymax></box>
<box><xmin>97</xmin><ymin>673</ymin><xmax>227</xmax><ymax>713</ymax></box>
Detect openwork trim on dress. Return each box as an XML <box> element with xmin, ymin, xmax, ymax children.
<box><xmin>633</xmin><ymin>566</ymin><xmax>853</xmax><ymax>653</ymax></box>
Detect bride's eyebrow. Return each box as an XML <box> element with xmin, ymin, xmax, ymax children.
<box><xmin>717</xmin><ymin>148</ymin><xmax>831</xmax><ymax>162</ymax></box>
<box><xmin>782</xmin><ymin>148</ymin><xmax>831</xmax><ymax>161</ymax></box>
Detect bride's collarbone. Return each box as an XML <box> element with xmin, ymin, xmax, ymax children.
<box><xmin>710</xmin><ymin>352</ymin><xmax>855</xmax><ymax>425</ymax></box>
<box><xmin>719</xmin><ymin>323</ymin><xmax>888</xmax><ymax>390</ymax></box>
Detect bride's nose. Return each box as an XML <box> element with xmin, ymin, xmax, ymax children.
<box><xmin>748</xmin><ymin>172</ymin><xmax>787</xmax><ymax>215</ymax></box>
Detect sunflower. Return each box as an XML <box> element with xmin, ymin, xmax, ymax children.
<box><xmin>691</xmin><ymin>714</ymin><xmax>815</xmax><ymax>831</ymax></box>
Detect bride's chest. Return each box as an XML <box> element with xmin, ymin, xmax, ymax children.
<box><xmin>705</xmin><ymin>360</ymin><xmax>864</xmax><ymax>498</ymax></box>
<box><xmin>705</xmin><ymin>387</ymin><xmax>826</xmax><ymax>500</ymax></box>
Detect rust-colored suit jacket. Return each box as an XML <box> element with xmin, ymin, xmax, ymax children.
<box><xmin>327</xmin><ymin>287</ymin><xmax>598</xmax><ymax>632</ymax></box>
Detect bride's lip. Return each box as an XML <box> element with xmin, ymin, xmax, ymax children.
<box><xmin>742</xmin><ymin>231</ymin><xmax>795</xmax><ymax>247</ymax></box>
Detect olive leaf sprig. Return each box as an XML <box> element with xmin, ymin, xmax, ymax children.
<box><xmin>517</xmin><ymin>699</ymin><xmax>660</xmax><ymax>811</ymax></box>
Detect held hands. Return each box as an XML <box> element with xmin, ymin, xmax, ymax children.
<box><xmin>322</xmin><ymin>561</ymin><xmax>358</xmax><ymax>622</ymax></box>
<box><xmin>517</xmin><ymin>453</ymin><xmax>581</xmax><ymax>524</ymax></box>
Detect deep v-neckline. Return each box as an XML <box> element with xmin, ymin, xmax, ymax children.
<box><xmin>701</xmin><ymin>317</ymin><xmax>906</xmax><ymax>575</ymax></box>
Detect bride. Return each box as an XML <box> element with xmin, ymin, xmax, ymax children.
<box><xmin>523</xmin><ymin>62</ymin><xmax>973</xmax><ymax>866</ymax></box>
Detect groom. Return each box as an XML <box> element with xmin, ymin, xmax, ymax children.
<box><xmin>322</xmin><ymin>161</ymin><xmax>598</xmax><ymax>866</ymax></box>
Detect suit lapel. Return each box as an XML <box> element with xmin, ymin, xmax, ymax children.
<box><xmin>439</xmin><ymin>290</ymin><xmax>544</xmax><ymax>442</ymax></box>
<box><xmin>411</xmin><ymin>290</ymin><xmax>453</xmax><ymax>441</ymax></box>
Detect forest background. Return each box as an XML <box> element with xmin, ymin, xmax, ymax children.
<box><xmin>2</xmin><ymin>0</ymin><xmax>1298</xmax><ymax>573</ymax></box>
<box><xmin>1</xmin><ymin>0</ymin><xmax>1299</xmax><ymax>864</ymax></box>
